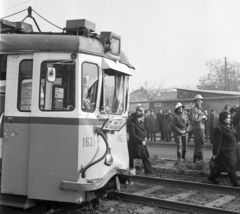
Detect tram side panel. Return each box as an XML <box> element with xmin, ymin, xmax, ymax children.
<box><xmin>28</xmin><ymin>122</ymin><xmax>80</xmax><ymax>202</ymax></box>
<box><xmin>1</xmin><ymin>54</ymin><xmax>33</xmax><ymax>196</ymax></box>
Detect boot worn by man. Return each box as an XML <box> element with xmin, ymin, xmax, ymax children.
<box><xmin>177</xmin><ymin>152</ymin><xmax>181</xmax><ymax>160</ymax></box>
<box><xmin>233</xmin><ymin>182</ymin><xmax>240</xmax><ymax>187</ymax></box>
<box><xmin>193</xmin><ymin>155</ymin><xmax>197</xmax><ymax>163</ymax></box>
<box><xmin>182</xmin><ymin>151</ymin><xmax>186</xmax><ymax>160</ymax></box>
<box><xmin>208</xmin><ymin>175</ymin><xmax>220</xmax><ymax>184</ymax></box>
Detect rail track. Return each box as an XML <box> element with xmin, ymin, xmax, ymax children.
<box><xmin>108</xmin><ymin>175</ymin><xmax>240</xmax><ymax>214</ymax></box>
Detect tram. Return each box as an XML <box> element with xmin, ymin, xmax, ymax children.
<box><xmin>0</xmin><ymin>7</ymin><xmax>135</xmax><ymax>209</ymax></box>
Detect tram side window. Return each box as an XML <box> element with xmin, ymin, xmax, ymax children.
<box><xmin>104</xmin><ymin>70</ymin><xmax>125</xmax><ymax>114</ymax></box>
<box><xmin>124</xmin><ymin>76</ymin><xmax>129</xmax><ymax>112</ymax></box>
<box><xmin>17</xmin><ymin>60</ymin><xmax>33</xmax><ymax>112</ymax></box>
<box><xmin>82</xmin><ymin>63</ymin><xmax>98</xmax><ymax>112</ymax></box>
<box><xmin>39</xmin><ymin>61</ymin><xmax>75</xmax><ymax>111</ymax></box>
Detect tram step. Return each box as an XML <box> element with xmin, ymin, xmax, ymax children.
<box><xmin>0</xmin><ymin>193</ymin><xmax>35</xmax><ymax>209</ymax></box>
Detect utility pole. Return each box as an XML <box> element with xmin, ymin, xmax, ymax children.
<box><xmin>224</xmin><ymin>57</ymin><xmax>228</xmax><ymax>91</ymax></box>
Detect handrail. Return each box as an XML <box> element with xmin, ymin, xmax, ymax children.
<box><xmin>80</xmin><ymin>129</ymin><xmax>109</xmax><ymax>178</ymax></box>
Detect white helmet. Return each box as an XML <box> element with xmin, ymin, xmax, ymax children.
<box><xmin>194</xmin><ymin>94</ymin><xmax>203</xmax><ymax>101</ymax></box>
<box><xmin>174</xmin><ymin>102</ymin><xmax>184</xmax><ymax>112</ymax></box>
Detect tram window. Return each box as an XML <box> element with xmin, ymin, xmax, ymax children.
<box><xmin>82</xmin><ymin>63</ymin><xmax>98</xmax><ymax>112</ymax></box>
<box><xmin>124</xmin><ymin>76</ymin><xmax>129</xmax><ymax>112</ymax></box>
<box><xmin>17</xmin><ymin>60</ymin><xmax>33</xmax><ymax>112</ymax></box>
<box><xmin>39</xmin><ymin>61</ymin><xmax>75</xmax><ymax>111</ymax></box>
<box><xmin>0</xmin><ymin>55</ymin><xmax>7</xmax><ymax>81</ymax></box>
<box><xmin>104</xmin><ymin>70</ymin><xmax>125</xmax><ymax>114</ymax></box>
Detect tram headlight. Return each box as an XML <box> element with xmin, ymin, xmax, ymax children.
<box><xmin>104</xmin><ymin>148</ymin><xmax>113</xmax><ymax>166</ymax></box>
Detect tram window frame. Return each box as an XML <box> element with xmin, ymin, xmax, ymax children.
<box><xmin>39</xmin><ymin>61</ymin><xmax>75</xmax><ymax>111</ymax></box>
<box><xmin>81</xmin><ymin>62</ymin><xmax>99</xmax><ymax>112</ymax></box>
<box><xmin>17</xmin><ymin>60</ymin><xmax>33</xmax><ymax>112</ymax></box>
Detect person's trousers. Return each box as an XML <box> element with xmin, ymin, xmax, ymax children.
<box><xmin>150</xmin><ymin>132</ymin><xmax>156</xmax><ymax>141</ymax></box>
<box><xmin>209</xmin><ymin>170</ymin><xmax>238</xmax><ymax>184</ymax></box>
<box><xmin>164</xmin><ymin>132</ymin><xmax>171</xmax><ymax>142</ymax></box>
<box><xmin>159</xmin><ymin>124</ymin><xmax>164</xmax><ymax>140</ymax></box>
<box><xmin>174</xmin><ymin>134</ymin><xmax>188</xmax><ymax>154</ymax></box>
<box><xmin>145</xmin><ymin>128</ymin><xmax>150</xmax><ymax>140</ymax></box>
<box><xmin>188</xmin><ymin>129</ymin><xmax>193</xmax><ymax>142</ymax></box>
<box><xmin>129</xmin><ymin>157</ymin><xmax>152</xmax><ymax>173</ymax></box>
<box><xmin>193</xmin><ymin>129</ymin><xmax>205</xmax><ymax>157</ymax></box>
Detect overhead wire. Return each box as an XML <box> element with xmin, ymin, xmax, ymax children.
<box><xmin>0</xmin><ymin>0</ymin><xmax>31</xmax><ymax>13</ymax></box>
<box><xmin>1</xmin><ymin>9</ymin><xmax>27</xmax><ymax>19</ymax></box>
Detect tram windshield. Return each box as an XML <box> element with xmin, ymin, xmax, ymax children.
<box><xmin>39</xmin><ymin>61</ymin><xmax>75</xmax><ymax>111</ymax></box>
<box><xmin>104</xmin><ymin>70</ymin><xmax>129</xmax><ymax>114</ymax></box>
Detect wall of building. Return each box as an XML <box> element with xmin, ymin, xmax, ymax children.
<box><xmin>129</xmin><ymin>96</ymin><xmax>240</xmax><ymax>114</ymax></box>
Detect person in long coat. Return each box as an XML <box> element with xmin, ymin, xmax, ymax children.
<box><xmin>209</xmin><ymin>109</ymin><xmax>219</xmax><ymax>144</ymax></box>
<box><xmin>208</xmin><ymin>111</ymin><xmax>240</xmax><ymax>187</ymax></box>
<box><xmin>163</xmin><ymin>109</ymin><xmax>173</xmax><ymax>142</ymax></box>
<box><xmin>156</xmin><ymin>109</ymin><xmax>164</xmax><ymax>141</ymax></box>
<box><xmin>143</xmin><ymin>110</ymin><xmax>150</xmax><ymax>141</ymax></box>
<box><xmin>128</xmin><ymin>104</ymin><xmax>153</xmax><ymax>174</ymax></box>
<box><xmin>148</xmin><ymin>110</ymin><xmax>158</xmax><ymax>141</ymax></box>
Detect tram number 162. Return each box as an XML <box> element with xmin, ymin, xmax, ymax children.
<box><xmin>82</xmin><ymin>137</ymin><xmax>96</xmax><ymax>147</ymax></box>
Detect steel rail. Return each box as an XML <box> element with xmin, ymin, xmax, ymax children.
<box><xmin>132</xmin><ymin>175</ymin><xmax>240</xmax><ymax>194</ymax></box>
<box><xmin>111</xmin><ymin>192</ymin><xmax>239</xmax><ymax>214</ymax></box>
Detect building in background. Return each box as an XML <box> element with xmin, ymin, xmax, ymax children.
<box><xmin>129</xmin><ymin>88</ymin><xmax>240</xmax><ymax>114</ymax></box>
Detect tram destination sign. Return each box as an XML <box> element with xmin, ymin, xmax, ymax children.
<box><xmin>102</xmin><ymin>118</ymin><xmax>126</xmax><ymax>131</ymax></box>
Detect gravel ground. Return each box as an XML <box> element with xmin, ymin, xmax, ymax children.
<box><xmin>47</xmin><ymin>143</ymin><xmax>239</xmax><ymax>214</ymax></box>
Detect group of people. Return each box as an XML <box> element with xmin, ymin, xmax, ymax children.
<box><xmin>127</xmin><ymin>94</ymin><xmax>240</xmax><ymax>187</ymax></box>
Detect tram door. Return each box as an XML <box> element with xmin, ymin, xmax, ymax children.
<box><xmin>1</xmin><ymin>54</ymin><xmax>33</xmax><ymax>196</ymax></box>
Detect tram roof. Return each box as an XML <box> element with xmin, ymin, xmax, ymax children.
<box><xmin>0</xmin><ymin>34</ymin><xmax>134</xmax><ymax>69</ymax></box>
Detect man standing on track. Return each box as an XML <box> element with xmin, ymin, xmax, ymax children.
<box><xmin>191</xmin><ymin>94</ymin><xmax>207</xmax><ymax>162</ymax></box>
<box><xmin>172</xmin><ymin>103</ymin><xmax>190</xmax><ymax>160</ymax></box>
<box><xmin>128</xmin><ymin>104</ymin><xmax>153</xmax><ymax>174</ymax></box>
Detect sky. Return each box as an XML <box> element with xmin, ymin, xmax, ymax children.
<box><xmin>1</xmin><ymin>0</ymin><xmax>240</xmax><ymax>91</ymax></box>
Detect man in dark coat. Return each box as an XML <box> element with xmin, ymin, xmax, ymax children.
<box><xmin>232</xmin><ymin>106</ymin><xmax>240</xmax><ymax>142</ymax></box>
<box><xmin>208</xmin><ymin>112</ymin><xmax>240</xmax><ymax>187</ymax></box>
<box><xmin>156</xmin><ymin>109</ymin><xmax>164</xmax><ymax>141</ymax></box>
<box><xmin>128</xmin><ymin>104</ymin><xmax>153</xmax><ymax>174</ymax></box>
<box><xmin>148</xmin><ymin>110</ymin><xmax>158</xmax><ymax>142</ymax></box>
<box><xmin>143</xmin><ymin>110</ymin><xmax>150</xmax><ymax>141</ymax></box>
<box><xmin>163</xmin><ymin>109</ymin><xmax>173</xmax><ymax>142</ymax></box>
<box><xmin>209</xmin><ymin>109</ymin><xmax>219</xmax><ymax>144</ymax></box>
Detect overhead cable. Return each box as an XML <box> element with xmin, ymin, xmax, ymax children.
<box><xmin>1</xmin><ymin>9</ymin><xmax>27</xmax><ymax>19</ymax></box>
<box><xmin>33</xmin><ymin>9</ymin><xmax>63</xmax><ymax>30</ymax></box>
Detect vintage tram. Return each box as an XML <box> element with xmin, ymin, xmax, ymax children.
<box><xmin>0</xmin><ymin>8</ymin><xmax>135</xmax><ymax>209</ymax></box>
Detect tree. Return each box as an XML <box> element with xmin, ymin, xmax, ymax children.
<box><xmin>197</xmin><ymin>58</ymin><xmax>240</xmax><ymax>91</ymax></box>
<box><xmin>145</xmin><ymin>79</ymin><xmax>165</xmax><ymax>101</ymax></box>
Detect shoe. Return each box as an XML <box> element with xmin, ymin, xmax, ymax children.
<box><xmin>208</xmin><ymin>176</ymin><xmax>220</xmax><ymax>184</ymax></box>
<box><xmin>145</xmin><ymin>170</ymin><xmax>154</xmax><ymax>174</ymax></box>
<box><xmin>233</xmin><ymin>182</ymin><xmax>240</xmax><ymax>187</ymax></box>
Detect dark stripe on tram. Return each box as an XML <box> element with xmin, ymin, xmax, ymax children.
<box><xmin>4</xmin><ymin>116</ymin><xmax>107</xmax><ymax>125</ymax></box>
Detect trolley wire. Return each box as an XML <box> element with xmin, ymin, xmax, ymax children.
<box><xmin>0</xmin><ymin>0</ymin><xmax>31</xmax><ymax>13</ymax></box>
<box><xmin>1</xmin><ymin>8</ymin><xmax>27</xmax><ymax>19</ymax></box>
<box><xmin>32</xmin><ymin>9</ymin><xmax>63</xmax><ymax>30</ymax></box>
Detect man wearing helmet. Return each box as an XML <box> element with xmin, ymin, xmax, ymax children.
<box><xmin>191</xmin><ymin>94</ymin><xmax>207</xmax><ymax>162</ymax></box>
<box><xmin>172</xmin><ymin>103</ymin><xmax>190</xmax><ymax>160</ymax></box>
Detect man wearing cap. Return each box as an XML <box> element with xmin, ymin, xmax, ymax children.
<box><xmin>128</xmin><ymin>104</ymin><xmax>153</xmax><ymax>174</ymax></box>
<box><xmin>172</xmin><ymin>103</ymin><xmax>190</xmax><ymax>160</ymax></box>
<box><xmin>191</xmin><ymin>94</ymin><xmax>207</xmax><ymax>162</ymax></box>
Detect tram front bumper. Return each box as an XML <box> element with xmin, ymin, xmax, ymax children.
<box><xmin>60</xmin><ymin>167</ymin><xmax>135</xmax><ymax>191</ymax></box>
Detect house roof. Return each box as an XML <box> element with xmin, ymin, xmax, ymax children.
<box><xmin>175</xmin><ymin>88</ymin><xmax>240</xmax><ymax>96</ymax></box>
